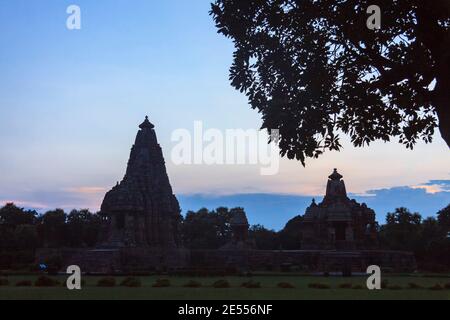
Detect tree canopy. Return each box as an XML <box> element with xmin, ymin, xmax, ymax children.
<box><xmin>211</xmin><ymin>0</ymin><xmax>450</xmax><ymax>165</ymax></box>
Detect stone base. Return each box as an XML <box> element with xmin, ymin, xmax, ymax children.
<box><xmin>189</xmin><ymin>249</ymin><xmax>417</xmax><ymax>273</ymax></box>
<box><xmin>35</xmin><ymin>247</ymin><xmax>189</xmax><ymax>274</ymax></box>
<box><xmin>35</xmin><ymin>248</ymin><xmax>416</xmax><ymax>274</ymax></box>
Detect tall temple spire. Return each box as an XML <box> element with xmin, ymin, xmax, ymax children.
<box><xmin>100</xmin><ymin>117</ymin><xmax>180</xmax><ymax>248</ymax></box>
<box><xmin>139</xmin><ymin>116</ymin><xmax>155</xmax><ymax>129</ymax></box>
<box><xmin>328</xmin><ymin>168</ymin><xmax>343</xmax><ymax>181</ymax></box>
<box><xmin>324</xmin><ymin>168</ymin><xmax>348</xmax><ymax>203</ymax></box>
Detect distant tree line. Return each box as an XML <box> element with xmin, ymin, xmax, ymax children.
<box><xmin>0</xmin><ymin>203</ymin><xmax>449</xmax><ymax>271</ymax></box>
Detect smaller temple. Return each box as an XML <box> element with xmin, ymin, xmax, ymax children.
<box><xmin>221</xmin><ymin>209</ymin><xmax>252</xmax><ymax>250</ymax></box>
<box><xmin>299</xmin><ymin>169</ymin><xmax>377</xmax><ymax>250</ymax></box>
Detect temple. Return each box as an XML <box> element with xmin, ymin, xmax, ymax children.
<box><xmin>299</xmin><ymin>169</ymin><xmax>378</xmax><ymax>250</ymax></box>
<box><xmin>100</xmin><ymin>116</ymin><xmax>182</xmax><ymax>248</ymax></box>
<box><xmin>35</xmin><ymin>121</ymin><xmax>416</xmax><ymax>274</ymax></box>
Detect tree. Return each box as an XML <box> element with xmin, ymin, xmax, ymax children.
<box><xmin>211</xmin><ymin>0</ymin><xmax>450</xmax><ymax>165</ymax></box>
<box><xmin>249</xmin><ymin>224</ymin><xmax>279</xmax><ymax>249</ymax></box>
<box><xmin>379</xmin><ymin>207</ymin><xmax>422</xmax><ymax>251</ymax></box>
<box><xmin>279</xmin><ymin>215</ymin><xmax>303</xmax><ymax>249</ymax></box>
<box><xmin>437</xmin><ymin>204</ymin><xmax>450</xmax><ymax>231</ymax></box>
<box><xmin>0</xmin><ymin>203</ymin><xmax>39</xmax><ymax>250</ymax></box>
<box><xmin>181</xmin><ymin>208</ymin><xmax>233</xmax><ymax>249</ymax></box>
<box><xmin>0</xmin><ymin>203</ymin><xmax>37</xmax><ymax>227</ymax></box>
<box><xmin>66</xmin><ymin>209</ymin><xmax>102</xmax><ymax>247</ymax></box>
<box><xmin>37</xmin><ymin>209</ymin><xmax>67</xmax><ymax>248</ymax></box>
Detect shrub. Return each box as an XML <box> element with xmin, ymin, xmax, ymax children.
<box><xmin>120</xmin><ymin>277</ymin><xmax>141</xmax><ymax>287</ymax></box>
<box><xmin>152</xmin><ymin>279</ymin><xmax>170</xmax><ymax>288</ymax></box>
<box><xmin>241</xmin><ymin>280</ymin><xmax>261</xmax><ymax>288</ymax></box>
<box><xmin>0</xmin><ymin>278</ymin><xmax>9</xmax><ymax>286</ymax></box>
<box><xmin>444</xmin><ymin>283</ymin><xmax>450</xmax><ymax>290</ymax></box>
<box><xmin>338</xmin><ymin>283</ymin><xmax>353</xmax><ymax>289</ymax></box>
<box><xmin>183</xmin><ymin>280</ymin><xmax>202</xmax><ymax>288</ymax></box>
<box><xmin>352</xmin><ymin>284</ymin><xmax>364</xmax><ymax>290</ymax></box>
<box><xmin>408</xmin><ymin>283</ymin><xmax>423</xmax><ymax>289</ymax></box>
<box><xmin>428</xmin><ymin>284</ymin><xmax>444</xmax><ymax>291</ymax></box>
<box><xmin>277</xmin><ymin>282</ymin><xmax>295</xmax><ymax>289</ymax></box>
<box><xmin>97</xmin><ymin>277</ymin><xmax>116</xmax><ymax>287</ymax></box>
<box><xmin>308</xmin><ymin>283</ymin><xmax>330</xmax><ymax>289</ymax></box>
<box><xmin>35</xmin><ymin>276</ymin><xmax>60</xmax><ymax>287</ymax></box>
<box><xmin>16</xmin><ymin>280</ymin><xmax>33</xmax><ymax>287</ymax></box>
<box><xmin>387</xmin><ymin>285</ymin><xmax>403</xmax><ymax>290</ymax></box>
<box><xmin>213</xmin><ymin>280</ymin><xmax>230</xmax><ymax>288</ymax></box>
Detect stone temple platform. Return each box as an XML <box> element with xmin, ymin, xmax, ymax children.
<box><xmin>36</xmin><ymin>247</ymin><xmax>416</xmax><ymax>274</ymax></box>
<box><xmin>190</xmin><ymin>249</ymin><xmax>417</xmax><ymax>273</ymax></box>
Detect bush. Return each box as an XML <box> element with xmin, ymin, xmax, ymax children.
<box><xmin>387</xmin><ymin>285</ymin><xmax>403</xmax><ymax>290</ymax></box>
<box><xmin>0</xmin><ymin>278</ymin><xmax>9</xmax><ymax>286</ymax></box>
<box><xmin>183</xmin><ymin>280</ymin><xmax>202</xmax><ymax>288</ymax></box>
<box><xmin>16</xmin><ymin>280</ymin><xmax>33</xmax><ymax>287</ymax></box>
<box><xmin>338</xmin><ymin>283</ymin><xmax>353</xmax><ymax>289</ymax></box>
<box><xmin>352</xmin><ymin>284</ymin><xmax>364</xmax><ymax>290</ymax></box>
<box><xmin>408</xmin><ymin>283</ymin><xmax>423</xmax><ymax>289</ymax></box>
<box><xmin>213</xmin><ymin>280</ymin><xmax>230</xmax><ymax>288</ymax></box>
<box><xmin>444</xmin><ymin>283</ymin><xmax>450</xmax><ymax>290</ymax></box>
<box><xmin>428</xmin><ymin>284</ymin><xmax>444</xmax><ymax>291</ymax></box>
<box><xmin>35</xmin><ymin>276</ymin><xmax>60</xmax><ymax>287</ymax></box>
<box><xmin>152</xmin><ymin>279</ymin><xmax>170</xmax><ymax>288</ymax></box>
<box><xmin>241</xmin><ymin>280</ymin><xmax>261</xmax><ymax>288</ymax></box>
<box><xmin>308</xmin><ymin>283</ymin><xmax>330</xmax><ymax>289</ymax></box>
<box><xmin>277</xmin><ymin>282</ymin><xmax>295</xmax><ymax>289</ymax></box>
<box><xmin>120</xmin><ymin>277</ymin><xmax>141</xmax><ymax>287</ymax></box>
<box><xmin>97</xmin><ymin>277</ymin><xmax>116</xmax><ymax>287</ymax></box>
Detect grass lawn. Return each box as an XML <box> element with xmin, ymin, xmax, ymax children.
<box><xmin>0</xmin><ymin>274</ymin><xmax>449</xmax><ymax>300</ymax></box>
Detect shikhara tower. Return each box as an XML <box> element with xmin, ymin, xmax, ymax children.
<box><xmin>100</xmin><ymin>117</ymin><xmax>181</xmax><ymax>248</ymax></box>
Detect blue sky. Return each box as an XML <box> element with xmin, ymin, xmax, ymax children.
<box><xmin>0</xmin><ymin>0</ymin><xmax>449</xmax><ymax>230</ymax></box>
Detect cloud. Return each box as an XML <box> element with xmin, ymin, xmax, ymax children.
<box><xmin>410</xmin><ymin>180</ymin><xmax>450</xmax><ymax>194</ymax></box>
<box><xmin>0</xmin><ymin>186</ymin><xmax>106</xmax><ymax>213</ymax></box>
<box><xmin>64</xmin><ymin>187</ymin><xmax>107</xmax><ymax>194</ymax></box>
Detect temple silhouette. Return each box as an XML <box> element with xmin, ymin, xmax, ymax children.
<box><xmin>100</xmin><ymin>116</ymin><xmax>181</xmax><ymax>248</ymax></box>
<box><xmin>36</xmin><ymin>117</ymin><xmax>416</xmax><ymax>273</ymax></box>
<box><xmin>300</xmin><ymin>169</ymin><xmax>377</xmax><ymax>250</ymax></box>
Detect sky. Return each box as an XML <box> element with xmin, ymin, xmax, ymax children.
<box><xmin>0</xmin><ymin>0</ymin><xmax>449</xmax><ymax>230</ymax></box>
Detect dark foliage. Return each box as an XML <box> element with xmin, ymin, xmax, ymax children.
<box><xmin>277</xmin><ymin>282</ymin><xmax>295</xmax><ymax>288</ymax></box>
<box><xmin>183</xmin><ymin>280</ymin><xmax>202</xmax><ymax>288</ymax></box>
<box><xmin>249</xmin><ymin>224</ymin><xmax>279</xmax><ymax>249</ymax></box>
<box><xmin>211</xmin><ymin>0</ymin><xmax>450</xmax><ymax>165</ymax></box>
<box><xmin>97</xmin><ymin>277</ymin><xmax>116</xmax><ymax>287</ymax></box>
<box><xmin>120</xmin><ymin>277</ymin><xmax>142</xmax><ymax>287</ymax></box>
<box><xmin>152</xmin><ymin>279</ymin><xmax>170</xmax><ymax>287</ymax></box>
<box><xmin>15</xmin><ymin>280</ymin><xmax>32</xmax><ymax>287</ymax></box>
<box><xmin>213</xmin><ymin>279</ymin><xmax>231</xmax><ymax>288</ymax></box>
<box><xmin>34</xmin><ymin>276</ymin><xmax>60</xmax><ymax>287</ymax></box>
<box><xmin>278</xmin><ymin>215</ymin><xmax>303</xmax><ymax>249</ymax></box>
<box><xmin>181</xmin><ymin>207</ymin><xmax>234</xmax><ymax>249</ymax></box>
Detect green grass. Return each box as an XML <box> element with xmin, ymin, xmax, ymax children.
<box><xmin>0</xmin><ymin>275</ymin><xmax>449</xmax><ymax>300</ymax></box>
